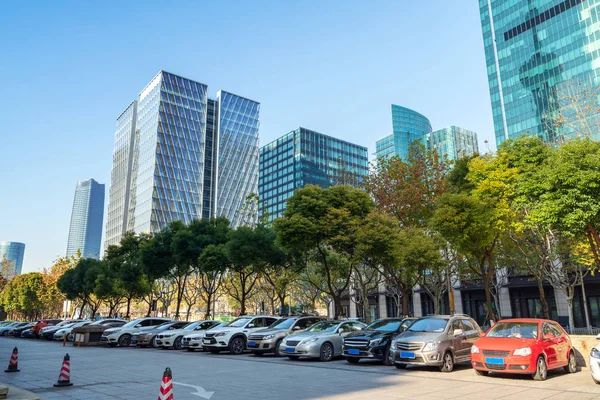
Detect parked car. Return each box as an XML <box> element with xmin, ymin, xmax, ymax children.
<box><xmin>160</xmin><ymin>320</ymin><xmax>222</xmax><ymax>350</ymax></box>
<box><xmin>40</xmin><ymin>320</ymin><xmax>82</xmax><ymax>340</ymax></box>
<box><xmin>68</xmin><ymin>319</ymin><xmax>125</xmax><ymax>341</ymax></box>
<box><xmin>591</xmin><ymin>333</ymin><xmax>600</xmax><ymax>384</ymax></box>
<box><xmin>133</xmin><ymin>321</ymin><xmax>190</xmax><ymax>347</ymax></box>
<box><xmin>0</xmin><ymin>322</ymin><xmax>26</xmax><ymax>336</ymax></box>
<box><xmin>31</xmin><ymin>319</ymin><xmax>62</xmax><ymax>338</ymax></box>
<box><xmin>343</xmin><ymin>317</ymin><xmax>416</xmax><ymax>365</ymax></box>
<box><xmin>247</xmin><ymin>315</ymin><xmax>325</xmax><ymax>356</ymax></box>
<box><xmin>280</xmin><ymin>320</ymin><xmax>367</xmax><ymax>362</ymax></box>
<box><xmin>102</xmin><ymin>317</ymin><xmax>172</xmax><ymax>347</ymax></box>
<box><xmin>202</xmin><ymin>316</ymin><xmax>279</xmax><ymax>355</ymax></box>
<box><xmin>181</xmin><ymin>322</ymin><xmax>227</xmax><ymax>351</ymax></box>
<box><xmin>471</xmin><ymin>318</ymin><xmax>577</xmax><ymax>381</ymax></box>
<box><xmin>55</xmin><ymin>321</ymin><xmax>92</xmax><ymax>341</ymax></box>
<box><xmin>11</xmin><ymin>323</ymin><xmax>34</xmax><ymax>337</ymax></box>
<box><xmin>390</xmin><ymin>314</ymin><xmax>482</xmax><ymax>372</ymax></box>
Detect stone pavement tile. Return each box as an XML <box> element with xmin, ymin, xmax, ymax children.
<box><xmin>545</xmin><ymin>392</ymin><xmax>600</xmax><ymax>399</ymax></box>
<box><xmin>497</xmin><ymin>388</ymin><xmax>564</xmax><ymax>400</ymax></box>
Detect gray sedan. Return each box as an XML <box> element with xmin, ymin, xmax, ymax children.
<box><xmin>279</xmin><ymin>320</ymin><xmax>366</xmax><ymax>361</ymax></box>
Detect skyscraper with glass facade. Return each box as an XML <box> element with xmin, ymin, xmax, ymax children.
<box><xmin>0</xmin><ymin>242</ymin><xmax>25</xmax><ymax>276</ymax></box>
<box><xmin>429</xmin><ymin>126</ymin><xmax>480</xmax><ymax>162</ymax></box>
<box><xmin>480</xmin><ymin>0</ymin><xmax>600</xmax><ymax>146</ymax></box>
<box><xmin>259</xmin><ymin>127</ymin><xmax>368</xmax><ymax>222</ymax></box>
<box><xmin>376</xmin><ymin>105</ymin><xmax>432</xmax><ymax>160</ymax></box>
<box><xmin>66</xmin><ymin>179</ymin><xmax>105</xmax><ymax>259</ymax></box>
<box><xmin>105</xmin><ymin>71</ymin><xmax>260</xmax><ymax>246</ymax></box>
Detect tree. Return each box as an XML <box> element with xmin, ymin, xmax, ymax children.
<box><xmin>274</xmin><ymin>185</ymin><xmax>374</xmax><ymax>318</ymax></box>
<box><xmin>93</xmin><ymin>264</ymin><xmax>124</xmax><ymax>317</ymax></box>
<box><xmin>197</xmin><ymin>244</ymin><xmax>229</xmax><ymax>319</ymax></box>
<box><xmin>57</xmin><ymin>258</ymin><xmax>105</xmax><ymax>318</ymax></box>
<box><xmin>0</xmin><ymin>273</ymin><xmax>46</xmax><ymax>320</ymax></box>
<box><xmin>351</xmin><ymin>264</ymin><xmax>381</xmax><ymax>323</ymax></box>
<box><xmin>39</xmin><ymin>253</ymin><xmax>80</xmax><ymax>318</ymax></box>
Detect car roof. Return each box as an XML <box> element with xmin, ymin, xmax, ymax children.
<box><xmin>494</xmin><ymin>318</ymin><xmax>554</xmax><ymax>324</ymax></box>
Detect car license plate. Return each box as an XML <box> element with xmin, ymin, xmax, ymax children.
<box><xmin>131</xmin><ymin>339</ymin><xmax>137</xmax><ymax>344</ymax></box>
<box><xmin>485</xmin><ymin>357</ymin><xmax>504</xmax><ymax>365</ymax></box>
<box><xmin>400</xmin><ymin>351</ymin><xmax>415</xmax><ymax>359</ymax></box>
<box><xmin>203</xmin><ymin>339</ymin><xmax>211</xmax><ymax>344</ymax></box>
<box><xmin>285</xmin><ymin>347</ymin><xmax>295</xmax><ymax>353</ymax></box>
<box><xmin>248</xmin><ymin>341</ymin><xmax>257</xmax><ymax>347</ymax></box>
<box><xmin>348</xmin><ymin>349</ymin><xmax>360</xmax><ymax>355</ymax></box>
<box><xmin>156</xmin><ymin>339</ymin><xmax>162</xmax><ymax>344</ymax></box>
<box><xmin>183</xmin><ymin>341</ymin><xmax>189</xmax><ymax>346</ymax></box>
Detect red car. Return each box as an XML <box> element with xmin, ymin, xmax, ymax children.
<box><xmin>470</xmin><ymin>318</ymin><xmax>577</xmax><ymax>381</ymax></box>
<box><xmin>30</xmin><ymin>319</ymin><xmax>62</xmax><ymax>337</ymax></box>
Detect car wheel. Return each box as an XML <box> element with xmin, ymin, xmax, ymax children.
<box><xmin>287</xmin><ymin>356</ymin><xmax>300</xmax><ymax>360</ymax></box>
<box><xmin>209</xmin><ymin>349</ymin><xmax>220</xmax><ymax>354</ymax></box>
<box><xmin>230</xmin><ymin>337</ymin><xmax>245</xmax><ymax>355</ymax></box>
<box><xmin>150</xmin><ymin>337</ymin><xmax>157</xmax><ymax>348</ymax></box>
<box><xmin>346</xmin><ymin>357</ymin><xmax>360</xmax><ymax>364</ymax></box>
<box><xmin>118</xmin><ymin>334</ymin><xmax>132</xmax><ymax>347</ymax></box>
<box><xmin>533</xmin><ymin>356</ymin><xmax>547</xmax><ymax>381</ymax></box>
<box><xmin>439</xmin><ymin>351</ymin><xmax>454</xmax><ymax>372</ymax></box>
<box><xmin>319</xmin><ymin>342</ymin><xmax>334</xmax><ymax>362</ymax></box>
<box><xmin>395</xmin><ymin>363</ymin><xmax>407</xmax><ymax>369</ymax></box>
<box><xmin>274</xmin><ymin>339</ymin><xmax>283</xmax><ymax>357</ymax></box>
<box><xmin>1</xmin><ymin>331</ymin><xmax>6</xmax><ymax>337</ymax></box>
<box><xmin>564</xmin><ymin>351</ymin><xmax>577</xmax><ymax>373</ymax></box>
<box><xmin>475</xmin><ymin>369</ymin><xmax>488</xmax><ymax>376</ymax></box>
<box><xmin>173</xmin><ymin>336</ymin><xmax>183</xmax><ymax>350</ymax></box>
<box><xmin>383</xmin><ymin>346</ymin><xmax>393</xmax><ymax>366</ymax></box>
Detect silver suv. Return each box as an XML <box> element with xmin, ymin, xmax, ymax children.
<box><xmin>247</xmin><ymin>316</ymin><xmax>325</xmax><ymax>356</ymax></box>
<box><xmin>390</xmin><ymin>315</ymin><xmax>481</xmax><ymax>372</ymax></box>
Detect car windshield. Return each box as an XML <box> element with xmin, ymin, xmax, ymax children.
<box><xmin>155</xmin><ymin>322</ymin><xmax>175</xmax><ymax>329</ymax></box>
<box><xmin>60</xmin><ymin>323</ymin><xmax>76</xmax><ymax>329</ymax></box>
<box><xmin>123</xmin><ymin>319</ymin><xmax>143</xmax><ymax>328</ymax></box>
<box><xmin>182</xmin><ymin>321</ymin><xmax>202</xmax><ymax>330</ymax></box>
<box><xmin>306</xmin><ymin>321</ymin><xmax>339</xmax><ymax>333</ymax></box>
<box><xmin>268</xmin><ymin>318</ymin><xmax>295</xmax><ymax>329</ymax></box>
<box><xmin>367</xmin><ymin>320</ymin><xmax>403</xmax><ymax>332</ymax></box>
<box><xmin>226</xmin><ymin>318</ymin><xmax>252</xmax><ymax>328</ymax></box>
<box><xmin>486</xmin><ymin>322</ymin><xmax>538</xmax><ymax>339</ymax></box>
<box><xmin>407</xmin><ymin>318</ymin><xmax>448</xmax><ymax>333</ymax></box>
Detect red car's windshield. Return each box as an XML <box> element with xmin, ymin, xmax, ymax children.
<box><xmin>486</xmin><ymin>322</ymin><xmax>538</xmax><ymax>339</ymax></box>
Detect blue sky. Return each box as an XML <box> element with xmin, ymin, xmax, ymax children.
<box><xmin>0</xmin><ymin>0</ymin><xmax>494</xmax><ymax>273</ymax></box>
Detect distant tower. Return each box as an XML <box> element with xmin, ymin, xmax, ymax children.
<box><xmin>0</xmin><ymin>242</ymin><xmax>25</xmax><ymax>276</ymax></box>
<box><xmin>66</xmin><ymin>179</ymin><xmax>105</xmax><ymax>258</ymax></box>
<box><xmin>376</xmin><ymin>105</ymin><xmax>432</xmax><ymax>161</ymax></box>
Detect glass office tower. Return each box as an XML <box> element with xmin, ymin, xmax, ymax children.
<box><xmin>429</xmin><ymin>126</ymin><xmax>480</xmax><ymax>162</ymax></box>
<box><xmin>376</xmin><ymin>105</ymin><xmax>432</xmax><ymax>160</ymax></box>
<box><xmin>0</xmin><ymin>241</ymin><xmax>25</xmax><ymax>276</ymax></box>
<box><xmin>480</xmin><ymin>0</ymin><xmax>600</xmax><ymax>146</ymax></box>
<box><xmin>105</xmin><ymin>71</ymin><xmax>260</xmax><ymax>246</ymax></box>
<box><xmin>259</xmin><ymin>127</ymin><xmax>369</xmax><ymax>222</ymax></box>
<box><xmin>66</xmin><ymin>179</ymin><xmax>105</xmax><ymax>258</ymax></box>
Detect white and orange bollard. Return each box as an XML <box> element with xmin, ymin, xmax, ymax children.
<box><xmin>54</xmin><ymin>353</ymin><xmax>73</xmax><ymax>387</ymax></box>
<box><xmin>4</xmin><ymin>347</ymin><xmax>19</xmax><ymax>373</ymax></box>
<box><xmin>158</xmin><ymin>367</ymin><xmax>173</xmax><ymax>400</ymax></box>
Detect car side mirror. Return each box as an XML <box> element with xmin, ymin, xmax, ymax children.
<box><xmin>453</xmin><ymin>329</ymin><xmax>464</xmax><ymax>337</ymax></box>
<box><xmin>248</xmin><ymin>324</ymin><xmax>255</xmax><ymax>328</ymax></box>
<box><xmin>135</xmin><ymin>324</ymin><xmax>141</xmax><ymax>328</ymax></box>
<box><xmin>292</xmin><ymin>326</ymin><xmax>301</xmax><ymax>331</ymax></box>
<box><xmin>480</xmin><ymin>331</ymin><xmax>486</xmax><ymax>337</ymax></box>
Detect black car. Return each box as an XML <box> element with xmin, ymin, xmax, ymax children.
<box><xmin>342</xmin><ymin>317</ymin><xmax>416</xmax><ymax>365</ymax></box>
<box><xmin>11</xmin><ymin>323</ymin><xmax>34</xmax><ymax>337</ymax></box>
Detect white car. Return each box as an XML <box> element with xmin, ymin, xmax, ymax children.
<box><xmin>181</xmin><ymin>322</ymin><xmax>228</xmax><ymax>351</ymax></box>
<box><xmin>52</xmin><ymin>322</ymin><xmax>79</xmax><ymax>340</ymax></box>
<box><xmin>157</xmin><ymin>320</ymin><xmax>221</xmax><ymax>350</ymax></box>
<box><xmin>102</xmin><ymin>317</ymin><xmax>172</xmax><ymax>347</ymax></box>
<box><xmin>591</xmin><ymin>333</ymin><xmax>600</xmax><ymax>383</ymax></box>
<box><xmin>202</xmin><ymin>316</ymin><xmax>279</xmax><ymax>355</ymax></box>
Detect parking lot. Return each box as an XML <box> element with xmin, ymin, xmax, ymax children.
<box><xmin>0</xmin><ymin>338</ymin><xmax>599</xmax><ymax>400</ymax></box>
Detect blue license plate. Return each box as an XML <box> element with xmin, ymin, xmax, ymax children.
<box><xmin>183</xmin><ymin>341</ymin><xmax>189</xmax><ymax>346</ymax></box>
<box><xmin>285</xmin><ymin>347</ymin><xmax>295</xmax><ymax>353</ymax></box>
<box><xmin>131</xmin><ymin>339</ymin><xmax>137</xmax><ymax>344</ymax></box>
<box><xmin>400</xmin><ymin>351</ymin><xmax>415</xmax><ymax>359</ymax></box>
<box><xmin>156</xmin><ymin>340</ymin><xmax>162</xmax><ymax>344</ymax></box>
<box><xmin>348</xmin><ymin>349</ymin><xmax>360</xmax><ymax>355</ymax></box>
<box><xmin>248</xmin><ymin>341</ymin><xmax>257</xmax><ymax>347</ymax></box>
<box><xmin>486</xmin><ymin>357</ymin><xmax>504</xmax><ymax>365</ymax></box>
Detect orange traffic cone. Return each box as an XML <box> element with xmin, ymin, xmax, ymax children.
<box><xmin>158</xmin><ymin>367</ymin><xmax>173</xmax><ymax>400</ymax></box>
<box><xmin>54</xmin><ymin>353</ymin><xmax>73</xmax><ymax>387</ymax></box>
<box><xmin>4</xmin><ymin>347</ymin><xmax>19</xmax><ymax>373</ymax></box>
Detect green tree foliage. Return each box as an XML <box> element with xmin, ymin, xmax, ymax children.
<box><xmin>274</xmin><ymin>185</ymin><xmax>374</xmax><ymax>318</ymax></box>
<box><xmin>0</xmin><ymin>273</ymin><xmax>46</xmax><ymax>320</ymax></box>
<box><xmin>57</xmin><ymin>258</ymin><xmax>105</xmax><ymax>318</ymax></box>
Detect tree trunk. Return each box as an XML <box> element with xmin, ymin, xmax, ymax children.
<box><xmin>566</xmin><ymin>295</ymin><xmax>575</xmax><ymax>333</ymax></box>
<box><xmin>126</xmin><ymin>296</ymin><xmax>133</xmax><ymax>319</ymax></box>
<box><xmin>79</xmin><ymin>299</ymin><xmax>87</xmax><ymax>319</ymax></box>
<box><xmin>536</xmin><ymin>277</ymin><xmax>550</xmax><ymax>319</ymax></box>
<box><xmin>333</xmin><ymin>292</ymin><xmax>343</xmax><ymax>319</ymax></box>
<box><xmin>240</xmin><ymin>291</ymin><xmax>246</xmax><ymax>316</ymax></box>
<box><xmin>185</xmin><ymin>305</ymin><xmax>192</xmax><ymax>322</ymax></box>
<box><xmin>401</xmin><ymin>288</ymin><xmax>411</xmax><ymax>317</ymax></box>
<box><xmin>482</xmin><ymin>273</ymin><xmax>497</xmax><ymax>324</ymax></box>
<box><xmin>204</xmin><ymin>292</ymin><xmax>213</xmax><ymax>319</ymax></box>
<box><xmin>278</xmin><ymin>294</ymin><xmax>285</xmax><ymax>316</ymax></box>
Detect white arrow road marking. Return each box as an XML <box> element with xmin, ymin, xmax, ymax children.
<box><xmin>172</xmin><ymin>381</ymin><xmax>215</xmax><ymax>399</ymax></box>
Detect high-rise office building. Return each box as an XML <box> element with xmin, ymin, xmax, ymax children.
<box><xmin>479</xmin><ymin>0</ymin><xmax>600</xmax><ymax>147</ymax></box>
<box><xmin>66</xmin><ymin>179</ymin><xmax>105</xmax><ymax>259</ymax></box>
<box><xmin>376</xmin><ymin>105</ymin><xmax>432</xmax><ymax>160</ymax></box>
<box><xmin>429</xmin><ymin>126</ymin><xmax>480</xmax><ymax>162</ymax></box>
<box><xmin>259</xmin><ymin>127</ymin><xmax>368</xmax><ymax>221</ymax></box>
<box><xmin>105</xmin><ymin>71</ymin><xmax>260</xmax><ymax>247</ymax></box>
<box><xmin>0</xmin><ymin>241</ymin><xmax>25</xmax><ymax>276</ymax></box>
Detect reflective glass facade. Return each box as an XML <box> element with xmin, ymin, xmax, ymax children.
<box><xmin>105</xmin><ymin>71</ymin><xmax>260</xmax><ymax>241</ymax></box>
<box><xmin>66</xmin><ymin>179</ymin><xmax>105</xmax><ymax>259</ymax></box>
<box><xmin>376</xmin><ymin>105</ymin><xmax>432</xmax><ymax>160</ymax></box>
<box><xmin>429</xmin><ymin>126</ymin><xmax>480</xmax><ymax>162</ymax></box>
<box><xmin>259</xmin><ymin>127</ymin><xmax>368</xmax><ymax>222</ymax></box>
<box><xmin>0</xmin><ymin>241</ymin><xmax>25</xmax><ymax>276</ymax></box>
<box><xmin>216</xmin><ymin>91</ymin><xmax>260</xmax><ymax>228</ymax></box>
<box><xmin>480</xmin><ymin>0</ymin><xmax>600</xmax><ymax>146</ymax></box>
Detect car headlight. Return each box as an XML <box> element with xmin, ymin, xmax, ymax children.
<box><xmin>214</xmin><ymin>331</ymin><xmax>229</xmax><ymax>337</ymax></box>
<box><xmin>391</xmin><ymin>341</ymin><xmax>397</xmax><ymax>350</ymax></box>
<box><xmin>162</xmin><ymin>333</ymin><xmax>174</xmax><ymax>338</ymax></box>
<box><xmin>423</xmin><ymin>341</ymin><xmax>440</xmax><ymax>352</ymax></box>
<box><xmin>591</xmin><ymin>348</ymin><xmax>600</xmax><ymax>359</ymax></box>
<box><xmin>471</xmin><ymin>345</ymin><xmax>480</xmax><ymax>354</ymax></box>
<box><xmin>263</xmin><ymin>334</ymin><xmax>275</xmax><ymax>340</ymax></box>
<box><xmin>513</xmin><ymin>347</ymin><xmax>532</xmax><ymax>356</ymax></box>
<box><xmin>300</xmin><ymin>337</ymin><xmax>319</xmax><ymax>345</ymax></box>
<box><xmin>370</xmin><ymin>338</ymin><xmax>382</xmax><ymax>346</ymax></box>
